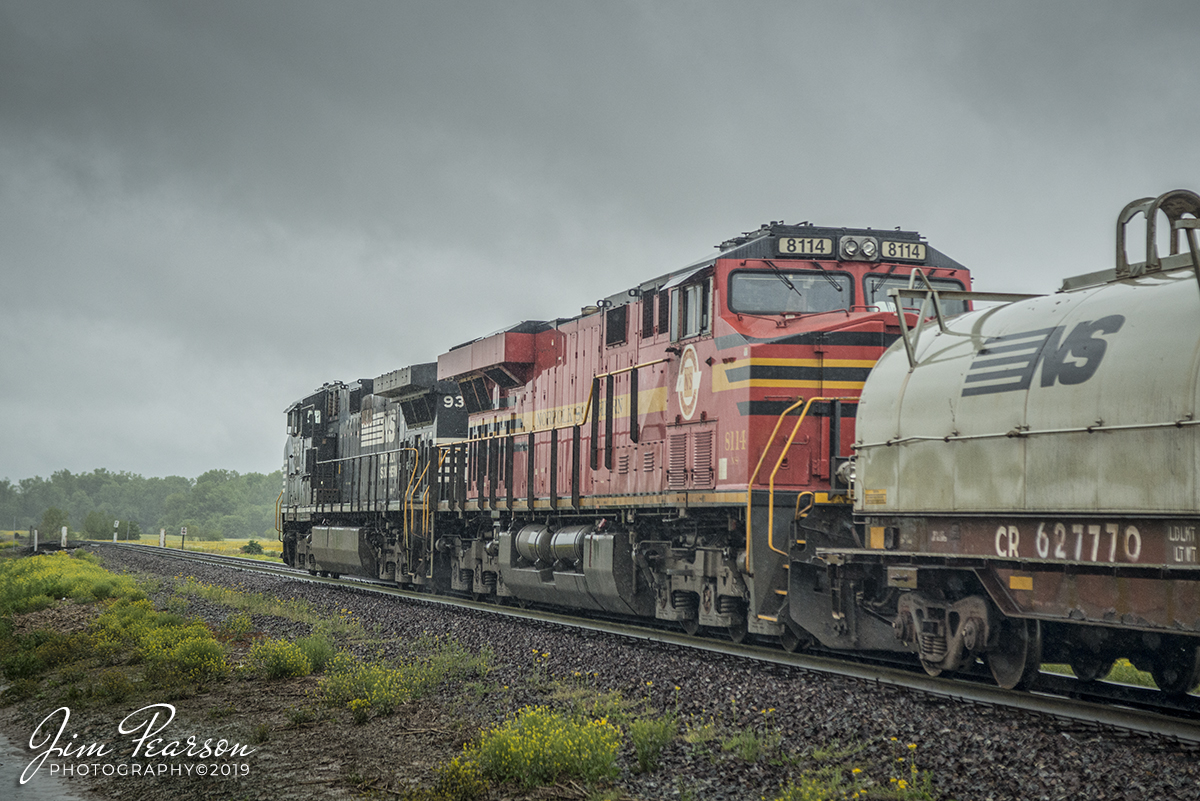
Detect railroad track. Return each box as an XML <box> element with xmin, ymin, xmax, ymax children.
<box><xmin>96</xmin><ymin>541</ymin><xmax>1200</xmax><ymax>746</ymax></box>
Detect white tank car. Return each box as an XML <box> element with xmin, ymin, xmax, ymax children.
<box><xmin>856</xmin><ymin>232</ymin><xmax>1200</xmax><ymax>517</ymax></box>
<box><xmin>843</xmin><ymin>189</ymin><xmax>1200</xmax><ymax>692</ymax></box>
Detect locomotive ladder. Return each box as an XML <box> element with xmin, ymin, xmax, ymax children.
<box><xmin>743</xmin><ymin>395</ymin><xmax>855</xmax><ymax>578</ymax></box>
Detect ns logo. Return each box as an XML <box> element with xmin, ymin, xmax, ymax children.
<box><xmin>962</xmin><ymin>315</ymin><xmax>1125</xmax><ymax>397</ymax></box>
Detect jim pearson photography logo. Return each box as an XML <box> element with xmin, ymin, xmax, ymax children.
<box><xmin>20</xmin><ymin>703</ymin><xmax>256</xmax><ymax>784</ymax></box>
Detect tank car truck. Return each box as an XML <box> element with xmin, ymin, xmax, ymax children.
<box><xmin>839</xmin><ymin>189</ymin><xmax>1200</xmax><ymax>691</ymax></box>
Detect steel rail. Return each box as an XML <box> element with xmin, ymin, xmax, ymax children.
<box><xmin>98</xmin><ymin>542</ymin><xmax>1200</xmax><ymax>745</ymax></box>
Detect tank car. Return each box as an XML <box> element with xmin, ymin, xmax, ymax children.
<box><xmin>279</xmin><ymin>220</ymin><xmax>972</xmax><ymax>646</ymax></box>
<box><xmin>841</xmin><ymin>189</ymin><xmax>1200</xmax><ymax>691</ymax></box>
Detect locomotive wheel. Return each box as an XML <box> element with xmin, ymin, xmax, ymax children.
<box><xmin>1150</xmin><ymin>641</ymin><xmax>1200</xmax><ymax>695</ymax></box>
<box><xmin>779</xmin><ymin>624</ymin><xmax>809</xmax><ymax>654</ymax></box>
<box><xmin>727</xmin><ymin>616</ymin><xmax>748</xmax><ymax>644</ymax></box>
<box><xmin>920</xmin><ymin>660</ymin><xmax>945</xmax><ymax>678</ymax></box>
<box><xmin>680</xmin><ymin>618</ymin><xmax>700</xmax><ymax>636</ymax></box>
<box><xmin>1068</xmin><ymin>649</ymin><xmax>1115</xmax><ymax>683</ymax></box>
<box><xmin>987</xmin><ymin>617</ymin><xmax>1042</xmax><ymax>690</ymax></box>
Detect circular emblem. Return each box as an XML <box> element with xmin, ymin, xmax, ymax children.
<box><xmin>676</xmin><ymin>344</ymin><xmax>702</xmax><ymax>420</ymax></box>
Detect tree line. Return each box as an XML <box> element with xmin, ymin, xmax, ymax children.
<box><xmin>0</xmin><ymin>468</ymin><xmax>283</xmax><ymax>542</ymax></box>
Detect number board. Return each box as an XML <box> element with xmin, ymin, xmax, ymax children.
<box><xmin>777</xmin><ymin>237</ymin><xmax>833</xmax><ymax>257</ymax></box>
<box><xmin>880</xmin><ymin>241</ymin><xmax>927</xmax><ymax>262</ymax></box>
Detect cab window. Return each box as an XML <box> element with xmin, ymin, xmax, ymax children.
<box><xmin>863</xmin><ymin>275</ymin><xmax>968</xmax><ymax>316</ymax></box>
<box><xmin>670</xmin><ymin>278</ymin><xmax>712</xmax><ymax>341</ymax></box>
<box><xmin>728</xmin><ymin>270</ymin><xmax>852</xmax><ymax>315</ymax></box>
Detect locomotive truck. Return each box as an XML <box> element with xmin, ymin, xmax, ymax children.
<box><xmin>280</xmin><ymin>189</ymin><xmax>1200</xmax><ymax>693</ymax></box>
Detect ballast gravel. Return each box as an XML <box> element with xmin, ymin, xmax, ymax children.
<box><xmin>63</xmin><ymin>548</ymin><xmax>1200</xmax><ymax>800</ymax></box>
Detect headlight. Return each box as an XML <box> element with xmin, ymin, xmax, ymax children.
<box><xmin>838</xmin><ymin>235</ymin><xmax>880</xmax><ymax>262</ymax></box>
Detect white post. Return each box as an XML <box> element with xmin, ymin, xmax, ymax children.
<box><xmin>113</xmin><ymin>520</ymin><xmax>119</xmax><ymax>543</ymax></box>
<box><xmin>33</xmin><ymin>529</ymin><xmax>38</xmax><ymax>551</ymax></box>
<box><xmin>61</xmin><ymin>525</ymin><xmax>67</xmax><ymax>548</ymax></box>
<box><xmin>159</xmin><ymin>527</ymin><xmax>166</xmax><ymax>547</ymax></box>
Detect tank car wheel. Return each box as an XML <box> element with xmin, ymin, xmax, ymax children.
<box><xmin>727</xmin><ymin>616</ymin><xmax>748</xmax><ymax>644</ymax></box>
<box><xmin>1068</xmin><ymin>650</ymin><xmax>1115</xmax><ymax>683</ymax></box>
<box><xmin>308</xmin><ymin>570</ymin><xmax>318</xmax><ymax>576</ymax></box>
<box><xmin>1150</xmin><ymin>641</ymin><xmax>1200</xmax><ymax>696</ymax></box>
<box><xmin>987</xmin><ymin>617</ymin><xmax>1042</xmax><ymax>690</ymax></box>
<box><xmin>680</xmin><ymin>618</ymin><xmax>700</xmax><ymax>636</ymax></box>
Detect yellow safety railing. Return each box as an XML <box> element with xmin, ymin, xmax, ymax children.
<box><xmin>744</xmin><ymin>396</ymin><xmax>855</xmax><ymax>574</ymax></box>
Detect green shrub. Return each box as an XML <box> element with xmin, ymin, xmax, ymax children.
<box><xmin>469</xmin><ymin>705</ymin><xmax>621</xmax><ymax>788</ymax></box>
<box><xmin>2</xmin><ymin>650</ymin><xmax>45</xmax><ymax>680</ymax></box>
<box><xmin>295</xmin><ymin>630</ymin><xmax>335</xmax><ymax>673</ymax></box>
<box><xmin>93</xmin><ymin>668</ymin><xmax>135</xmax><ymax>704</ymax></box>
<box><xmin>0</xmin><ymin>551</ymin><xmax>143</xmax><ymax>614</ymax></box>
<box><xmin>432</xmin><ymin>756</ymin><xmax>488</xmax><ymax>801</ymax></box>
<box><xmin>218</xmin><ymin>611</ymin><xmax>253</xmax><ymax>641</ymax></box>
<box><xmin>241</xmin><ymin>540</ymin><xmax>265</xmax><ymax>555</ymax></box>
<box><xmin>160</xmin><ymin>637</ymin><xmax>229</xmax><ymax>684</ymax></box>
<box><xmin>629</xmin><ymin>714</ymin><xmax>678</xmax><ymax>772</ymax></box>
<box><xmin>321</xmin><ymin>652</ymin><xmax>413</xmax><ymax>714</ymax></box>
<box><xmin>248</xmin><ymin>638</ymin><xmax>312</xmax><ymax>679</ymax></box>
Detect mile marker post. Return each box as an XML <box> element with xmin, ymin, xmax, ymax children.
<box><xmin>181</xmin><ymin>526</ymin><xmax>187</xmax><ymax>550</ymax></box>
<box><xmin>113</xmin><ymin>520</ymin><xmax>119</xmax><ymax>544</ymax></box>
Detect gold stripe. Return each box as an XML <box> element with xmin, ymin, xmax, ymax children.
<box><xmin>1009</xmin><ymin>575</ymin><xmax>1034</xmax><ymax>591</ymax></box>
<box><xmin>712</xmin><ymin>357</ymin><xmax>874</xmax><ymax>393</ymax></box>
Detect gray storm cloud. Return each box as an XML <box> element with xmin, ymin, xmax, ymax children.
<box><xmin>1</xmin><ymin>0</ymin><xmax>1197</xmax><ymax>479</ymax></box>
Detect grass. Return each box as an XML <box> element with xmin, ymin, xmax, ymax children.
<box><xmin>0</xmin><ymin>547</ymin><xmax>962</xmax><ymax>800</ymax></box>
<box><xmin>1041</xmin><ymin>660</ymin><xmax>1157</xmax><ymax>688</ymax></box>
<box><xmin>81</xmin><ymin>534</ymin><xmax>284</xmax><ymax>561</ymax></box>
<box><xmin>171</xmin><ymin>575</ymin><xmax>362</xmax><ymax>638</ymax></box>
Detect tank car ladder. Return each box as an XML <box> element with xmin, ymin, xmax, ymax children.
<box><xmin>1116</xmin><ymin>188</ymin><xmax>1200</xmax><ymax>288</ymax></box>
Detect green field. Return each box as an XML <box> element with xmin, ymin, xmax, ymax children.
<box><xmin>79</xmin><ymin>533</ymin><xmax>284</xmax><ymax>561</ymax></box>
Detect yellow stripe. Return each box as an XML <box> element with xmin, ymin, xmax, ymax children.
<box><xmin>711</xmin><ymin>357</ymin><xmax>872</xmax><ymax>393</ymax></box>
<box><xmin>470</xmin><ymin>386</ymin><xmax>670</xmax><ymax>433</ymax></box>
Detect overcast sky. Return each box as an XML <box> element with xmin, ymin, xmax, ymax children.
<box><xmin>2</xmin><ymin>0</ymin><xmax>1197</xmax><ymax>482</ymax></box>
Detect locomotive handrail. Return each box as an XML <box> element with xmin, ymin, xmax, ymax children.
<box><xmin>744</xmin><ymin>395</ymin><xmax>855</xmax><ymax>575</ymax></box>
<box><xmin>447</xmin><ymin>357</ymin><xmax>672</xmax><ymax>445</ymax></box>
<box><xmin>857</xmin><ymin>415</ymin><xmax>1200</xmax><ymax>450</ymax></box>
<box><xmin>274</xmin><ymin>490</ymin><xmax>283</xmax><ymax>541</ymax></box>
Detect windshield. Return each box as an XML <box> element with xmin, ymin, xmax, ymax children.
<box><xmin>728</xmin><ymin>270</ymin><xmax>853</xmax><ymax>315</ymax></box>
<box><xmin>864</xmin><ymin>275</ymin><xmax>969</xmax><ymax>316</ymax></box>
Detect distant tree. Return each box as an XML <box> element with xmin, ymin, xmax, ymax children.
<box><xmin>39</xmin><ymin>507</ymin><xmax>70</xmax><ymax>539</ymax></box>
<box><xmin>83</xmin><ymin>510</ymin><xmax>115</xmax><ymax>540</ymax></box>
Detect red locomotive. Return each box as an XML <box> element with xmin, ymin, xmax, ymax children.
<box><xmin>282</xmin><ymin>220</ymin><xmax>971</xmax><ymax>647</ymax></box>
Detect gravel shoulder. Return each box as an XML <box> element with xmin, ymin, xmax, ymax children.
<box><xmin>4</xmin><ymin>547</ymin><xmax>1200</xmax><ymax>801</ymax></box>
